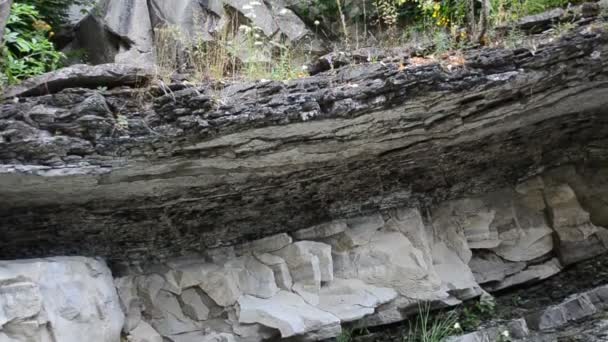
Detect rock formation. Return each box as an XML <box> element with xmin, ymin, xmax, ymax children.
<box><xmin>0</xmin><ymin>257</ymin><xmax>123</xmax><ymax>342</ymax></box>
<box><xmin>63</xmin><ymin>0</ymin><xmax>314</xmax><ymax>66</ymax></box>
<box><xmin>0</xmin><ymin>12</ymin><xmax>608</xmax><ymax>342</ymax></box>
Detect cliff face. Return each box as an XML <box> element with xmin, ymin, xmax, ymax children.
<box><xmin>1</xmin><ymin>23</ymin><xmax>608</xmax><ymax>262</ymax></box>
<box><xmin>1</xmin><ymin>19</ymin><xmax>608</xmax><ymax>342</ymax></box>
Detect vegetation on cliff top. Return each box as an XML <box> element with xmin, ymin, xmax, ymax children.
<box><xmin>0</xmin><ymin>0</ymin><xmax>585</xmax><ymax>88</ymax></box>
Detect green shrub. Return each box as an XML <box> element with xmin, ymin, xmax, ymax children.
<box><xmin>18</xmin><ymin>0</ymin><xmax>96</xmax><ymax>28</ymax></box>
<box><xmin>1</xmin><ymin>2</ymin><xmax>65</xmax><ymax>85</ymax></box>
<box><xmin>459</xmin><ymin>298</ymin><xmax>497</xmax><ymax>331</ymax></box>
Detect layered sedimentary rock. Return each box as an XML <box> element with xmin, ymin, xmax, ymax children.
<box><xmin>111</xmin><ymin>166</ymin><xmax>608</xmax><ymax>341</ymax></box>
<box><xmin>1</xmin><ymin>17</ymin><xmax>608</xmax><ymax>342</ymax></box>
<box><xmin>1</xmin><ymin>24</ymin><xmax>608</xmax><ymax>263</ymax></box>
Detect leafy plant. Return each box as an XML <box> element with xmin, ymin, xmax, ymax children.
<box><xmin>18</xmin><ymin>0</ymin><xmax>97</xmax><ymax>28</ymax></box>
<box><xmin>459</xmin><ymin>298</ymin><xmax>497</xmax><ymax>331</ymax></box>
<box><xmin>1</xmin><ymin>2</ymin><xmax>65</xmax><ymax>85</ymax></box>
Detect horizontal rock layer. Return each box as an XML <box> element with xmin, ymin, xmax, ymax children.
<box><xmin>1</xmin><ymin>24</ymin><xmax>608</xmax><ymax>262</ymax></box>
<box><xmin>113</xmin><ymin>165</ymin><xmax>607</xmax><ymax>341</ymax></box>
<box><xmin>1</xmin><ymin>164</ymin><xmax>606</xmax><ymax>341</ymax></box>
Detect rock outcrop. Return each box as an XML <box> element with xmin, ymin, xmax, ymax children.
<box><xmin>65</xmin><ymin>0</ymin><xmax>314</xmax><ymax>66</ymax></box>
<box><xmin>0</xmin><ymin>257</ymin><xmax>124</xmax><ymax>342</ymax></box>
<box><xmin>109</xmin><ymin>165</ymin><xmax>607</xmax><ymax>341</ymax></box>
<box><xmin>1</xmin><ymin>22</ymin><xmax>608</xmax><ymax>262</ymax></box>
<box><xmin>1</xmin><ymin>13</ymin><xmax>608</xmax><ymax>342</ymax></box>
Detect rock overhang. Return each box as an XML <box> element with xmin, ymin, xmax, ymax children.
<box><xmin>0</xmin><ymin>24</ymin><xmax>608</xmax><ymax>262</ymax></box>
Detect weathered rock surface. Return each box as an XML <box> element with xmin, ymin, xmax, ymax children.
<box><xmin>1</xmin><ymin>16</ymin><xmax>608</xmax><ymax>342</ymax></box>
<box><xmin>0</xmin><ymin>257</ymin><xmax>124</xmax><ymax>342</ymax></box>
<box><xmin>2</xmin><ymin>24</ymin><xmax>608</xmax><ymax>263</ymax></box>
<box><xmin>103</xmin><ymin>163</ymin><xmax>607</xmax><ymax>341</ymax></box>
<box><xmin>65</xmin><ymin>0</ymin><xmax>315</xmax><ymax>66</ymax></box>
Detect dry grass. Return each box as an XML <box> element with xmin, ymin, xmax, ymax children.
<box><xmin>152</xmin><ymin>7</ymin><xmax>306</xmax><ymax>83</ymax></box>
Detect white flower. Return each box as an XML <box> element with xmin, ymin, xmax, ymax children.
<box><xmin>239</xmin><ymin>25</ymin><xmax>252</xmax><ymax>33</ymax></box>
<box><xmin>314</xmin><ymin>20</ymin><xmax>320</xmax><ymax>26</ymax></box>
<box><xmin>254</xmin><ymin>33</ymin><xmax>261</xmax><ymax>39</ymax></box>
<box><xmin>453</xmin><ymin>322</ymin><xmax>461</xmax><ymax>330</ymax></box>
<box><xmin>249</xmin><ymin>1</ymin><xmax>262</xmax><ymax>5</ymax></box>
<box><xmin>242</xmin><ymin>4</ymin><xmax>253</xmax><ymax>10</ymax></box>
<box><xmin>301</xmin><ymin>65</ymin><xmax>309</xmax><ymax>71</ymax></box>
<box><xmin>254</xmin><ymin>41</ymin><xmax>264</xmax><ymax>46</ymax></box>
<box><xmin>279</xmin><ymin>8</ymin><xmax>289</xmax><ymax>15</ymax></box>
<box><xmin>501</xmin><ymin>330</ymin><xmax>510</xmax><ymax>338</ymax></box>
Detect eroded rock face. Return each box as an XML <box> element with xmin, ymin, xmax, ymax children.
<box><xmin>0</xmin><ymin>167</ymin><xmax>602</xmax><ymax>341</ymax></box>
<box><xmin>104</xmin><ymin>165</ymin><xmax>608</xmax><ymax>341</ymax></box>
<box><xmin>66</xmin><ymin>0</ymin><xmax>314</xmax><ymax>66</ymax></box>
<box><xmin>0</xmin><ymin>257</ymin><xmax>124</xmax><ymax>342</ymax></box>
<box><xmin>0</xmin><ymin>20</ymin><xmax>608</xmax><ymax>342</ymax></box>
<box><xmin>1</xmin><ymin>24</ymin><xmax>608</xmax><ymax>263</ymax></box>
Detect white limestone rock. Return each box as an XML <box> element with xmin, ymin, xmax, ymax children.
<box><xmin>164</xmin><ymin>259</ymin><xmax>215</xmax><ymax>289</ymax></box>
<box><xmin>433</xmin><ymin>199</ymin><xmax>501</xmax><ymax>250</ymax></box>
<box><xmin>0</xmin><ymin>320</ymin><xmax>55</xmax><ymax>342</ymax></box>
<box><xmin>147</xmin><ymin>290</ymin><xmax>202</xmax><ymax>336</ymax></box>
<box><xmin>317</xmin><ymin>278</ymin><xmax>398</xmax><ymax>322</ymax></box>
<box><xmin>225</xmin><ymin>256</ymin><xmax>279</xmax><ymax>299</ymax></box>
<box><xmin>137</xmin><ymin>274</ymin><xmax>166</xmax><ymax>317</ymax></box>
<box><xmin>0</xmin><ymin>257</ymin><xmax>123</xmax><ymax>342</ymax></box>
<box><xmin>545</xmin><ymin>184</ymin><xmax>592</xmax><ymax>229</ymax></box>
<box><xmin>115</xmin><ymin>275</ymin><xmax>143</xmax><ymax>332</ymax></box>
<box><xmin>255</xmin><ymin>253</ymin><xmax>293</xmax><ymax>290</ymax></box>
<box><xmin>385</xmin><ymin>208</ymin><xmax>433</xmax><ymax>268</ymax></box>
<box><xmin>491</xmin><ymin>225</ymin><xmax>554</xmax><ymax>262</ymax></box>
<box><xmin>486</xmin><ymin>258</ymin><xmax>562</xmax><ymax>292</ymax></box>
<box><xmin>544</xmin><ymin>183</ymin><xmax>608</xmax><ymax>264</ymax></box>
<box><xmin>237</xmin><ymin>291</ymin><xmax>340</xmax><ymax>338</ymax></box>
<box><xmin>0</xmin><ymin>279</ymin><xmax>42</xmax><ymax>327</ymax></box>
<box><xmin>330</xmin><ymin>229</ymin><xmax>442</xmax><ymax>300</ymax></box>
<box><xmin>469</xmin><ymin>252</ymin><xmax>526</xmax><ymax>284</ymax></box>
<box><xmin>432</xmin><ymin>241</ymin><xmax>482</xmax><ymax>300</ymax></box>
<box><xmin>180</xmin><ymin>288</ymin><xmax>210</xmax><ymax>321</ymax></box>
<box><xmin>273</xmin><ymin>241</ymin><xmax>333</xmax><ymax>305</ymax></box>
<box><xmin>199</xmin><ymin>268</ymin><xmax>241</xmax><ymax>307</ymax></box>
<box><xmin>127</xmin><ymin>320</ymin><xmax>163</xmax><ymax>342</ymax></box>
<box><xmin>486</xmin><ymin>189</ymin><xmax>554</xmax><ymax>262</ymax></box>
<box><xmin>338</xmin><ymin>214</ymin><xmax>385</xmax><ymax>248</ymax></box>
<box><xmin>145</xmin><ymin>264</ymin><xmax>183</xmax><ymax>295</ymax></box>
<box><xmin>156</xmin><ymin>260</ymin><xmax>240</xmax><ymax>307</ymax></box>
